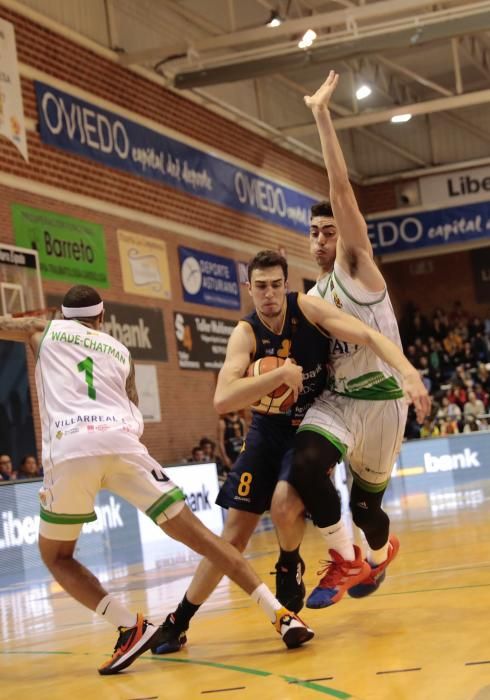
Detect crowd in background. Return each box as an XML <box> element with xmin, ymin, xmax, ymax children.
<box><xmin>400</xmin><ymin>301</ymin><xmax>490</xmax><ymax>440</ymax></box>
<box><xmin>0</xmin><ymin>454</ymin><xmax>42</xmax><ymax>481</ymax></box>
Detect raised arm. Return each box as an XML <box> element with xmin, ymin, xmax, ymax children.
<box><xmin>305</xmin><ymin>71</ymin><xmax>385</xmax><ymax>291</ymax></box>
<box><xmin>300</xmin><ymin>294</ymin><xmax>431</xmax><ymax>422</ymax></box>
<box><xmin>213</xmin><ymin>321</ymin><xmax>303</xmax><ymax>414</ymax></box>
<box><xmin>0</xmin><ymin>316</ymin><xmax>47</xmax><ymax>354</ymax></box>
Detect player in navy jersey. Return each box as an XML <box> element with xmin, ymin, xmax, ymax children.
<box><xmin>154</xmin><ymin>250</ymin><xmax>429</xmax><ymax>653</ymax></box>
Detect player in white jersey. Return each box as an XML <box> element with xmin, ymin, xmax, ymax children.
<box><xmin>0</xmin><ymin>285</ymin><xmax>315</xmax><ymax>675</ymax></box>
<box><xmin>271</xmin><ymin>71</ymin><xmax>430</xmax><ymax>609</ymax></box>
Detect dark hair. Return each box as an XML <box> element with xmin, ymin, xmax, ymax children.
<box><xmin>310</xmin><ymin>201</ymin><xmax>334</xmax><ymax>219</ymax></box>
<box><xmin>62</xmin><ymin>285</ymin><xmax>103</xmax><ymax>321</ymax></box>
<box><xmin>199</xmin><ymin>437</ymin><xmax>215</xmax><ymax>449</ymax></box>
<box><xmin>247</xmin><ymin>250</ymin><xmax>288</xmax><ymax>282</ymax></box>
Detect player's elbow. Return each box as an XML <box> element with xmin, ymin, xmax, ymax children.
<box><xmin>213</xmin><ymin>394</ymin><xmax>231</xmax><ymax>414</ymax></box>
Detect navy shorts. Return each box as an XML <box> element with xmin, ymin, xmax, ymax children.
<box><xmin>216</xmin><ymin>414</ymin><xmax>296</xmax><ymax>515</ymax></box>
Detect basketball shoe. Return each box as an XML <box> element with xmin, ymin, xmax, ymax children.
<box><xmin>348</xmin><ymin>535</ymin><xmax>400</xmax><ymax>598</ymax></box>
<box><xmin>98</xmin><ymin>613</ymin><xmax>161</xmax><ymax>675</ymax></box>
<box><xmin>274</xmin><ymin>607</ymin><xmax>314</xmax><ymax>649</ymax></box>
<box><xmin>305</xmin><ymin>545</ymin><xmax>371</xmax><ymax>609</ymax></box>
<box><xmin>151</xmin><ymin>613</ymin><xmax>187</xmax><ymax>655</ymax></box>
<box><xmin>274</xmin><ymin>557</ymin><xmax>306</xmax><ymax>613</ymax></box>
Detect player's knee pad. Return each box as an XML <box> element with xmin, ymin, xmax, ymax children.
<box><xmin>349</xmin><ymin>482</ymin><xmax>389</xmax><ymax>548</ymax></box>
<box><xmin>290</xmin><ymin>429</ymin><xmax>342</xmax><ymax>528</ymax></box>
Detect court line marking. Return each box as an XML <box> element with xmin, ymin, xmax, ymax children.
<box><xmin>376</xmin><ymin>668</ymin><xmax>422</xmax><ymax>675</ymax></box>
<box><xmin>465</xmin><ymin>660</ymin><xmax>490</xmax><ymax>666</ymax></box>
<box><xmin>201</xmin><ymin>687</ymin><xmax>245</xmax><ymax>694</ymax></box>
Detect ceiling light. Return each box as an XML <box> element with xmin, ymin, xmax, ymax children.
<box><xmin>356</xmin><ymin>84</ymin><xmax>372</xmax><ymax>100</ymax></box>
<box><xmin>391</xmin><ymin>113</ymin><xmax>412</xmax><ymax>123</ymax></box>
<box><xmin>266</xmin><ymin>11</ymin><xmax>282</xmax><ymax>28</ymax></box>
<box><xmin>298</xmin><ymin>29</ymin><xmax>317</xmax><ymax>49</ymax></box>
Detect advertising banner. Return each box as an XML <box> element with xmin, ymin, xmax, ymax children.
<box><xmin>34</xmin><ymin>81</ymin><xmax>317</xmax><ymax>234</ymax></box>
<box><xmin>48</xmin><ymin>294</ymin><xmax>168</xmax><ymax>362</ymax></box>
<box><xmin>117</xmin><ymin>229</ymin><xmax>171</xmax><ymax>300</ymax></box>
<box><xmin>366</xmin><ymin>200</ymin><xmax>490</xmax><ymax>256</ymax></box>
<box><xmin>174</xmin><ymin>310</ymin><xmax>235</xmax><ymax>370</ymax></box>
<box><xmin>134</xmin><ymin>364</ymin><xmax>161</xmax><ymax>422</ymax></box>
<box><xmin>0</xmin><ymin>19</ymin><xmax>28</xmax><ymax>160</ymax></box>
<box><xmin>13</xmin><ymin>204</ymin><xmax>108</xmax><ymax>286</ymax></box>
<box><xmin>420</xmin><ymin>165</ymin><xmax>490</xmax><ymax>207</ymax></box>
<box><xmin>179</xmin><ymin>246</ymin><xmax>240</xmax><ymax>310</ymax></box>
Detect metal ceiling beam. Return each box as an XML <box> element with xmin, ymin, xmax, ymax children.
<box><xmin>118</xmin><ymin>0</ymin><xmax>461</xmax><ymax>66</ymax></box>
<box><xmin>374</xmin><ymin>55</ymin><xmax>453</xmax><ymax>97</ymax></box>
<box><xmin>171</xmin><ymin>6</ymin><xmax>490</xmax><ymax>89</ymax></box>
<box><xmin>280</xmin><ymin>87</ymin><xmax>490</xmax><ymax>135</ymax></box>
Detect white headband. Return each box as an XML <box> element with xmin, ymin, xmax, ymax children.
<box><xmin>61</xmin><ymin>302</ymin><xmax>104</xmax><ymax>318</ymax></box>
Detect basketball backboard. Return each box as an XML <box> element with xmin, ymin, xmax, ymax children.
<box><xmin>0</xmin><ymin>243</ymin><xmax>44</xmax><ymax>315</ymax></box>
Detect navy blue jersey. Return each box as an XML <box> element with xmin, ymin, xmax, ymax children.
<box><xmin>242</xmin><ymin>292</ymin><xmax>330</xmax><ymax>424</ymax></box>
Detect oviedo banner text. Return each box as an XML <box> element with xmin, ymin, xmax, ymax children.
<box><xmin>34</xmin><ymin>82</ymin><xmax>317</xmax><ymax>234</ymax></box>
<box><xmin>367</xmin><ymin>200</ymin><xmax>490</xmax><ymax>255</ymax></box>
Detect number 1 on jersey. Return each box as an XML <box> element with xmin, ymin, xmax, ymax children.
<box><xmin>77</xmin><ymin>357</ymin><xmax>96</xmax><ymax>400</ymax></box>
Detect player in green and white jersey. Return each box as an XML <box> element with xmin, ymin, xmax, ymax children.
<box><xmin>271</xmin><ymin>71</ymin><xmax>430</xmax><ymax>609</ymax></box>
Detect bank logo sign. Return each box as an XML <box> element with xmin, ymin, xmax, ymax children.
<box><xmin>34</xmin><ymin>81</ymin><xmax>317</xmax><ymax>234</ymax></box>
<box><xmin>179</xmin><ymin>246</ymin><xmax>240</xmax><ymax>310</ymax></box>
<box><xmin>12</xmin><ymin>204</ymin><xmax>108</xmax><ymax>286</ymax></box>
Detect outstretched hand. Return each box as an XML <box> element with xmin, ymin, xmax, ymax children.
<box><xmin>304</xmin><ymin>70</ymin><xmax>339</xmax><ymax>111</ymax></box>
<box><xmin>403</xmin><ymin>372</ymin><xmax>432</xmax><ymax>424</ymax></box>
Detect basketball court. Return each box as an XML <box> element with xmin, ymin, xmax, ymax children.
<box><xmin>1</xmin><ymin>471</ymin><xmax>489</xmax><ymax>700</ymax></box>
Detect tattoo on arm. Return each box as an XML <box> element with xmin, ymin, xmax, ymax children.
<box><xmin>125</xmin><ymin>358</ymin><xmax>139</xmax><ymax>406</ymax></box>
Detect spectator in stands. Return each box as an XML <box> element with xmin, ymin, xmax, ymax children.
<box><xmin>438</xmin><ymin>417</ymin><xmax>459</xmax><ymax>436</ymax></box>
<box><xmin>0</xmin><ymin>454</ymin><xmax>16</xmax><ymax>481</ymax></box>
<box><xmin>188</xmin><ymin>446</ymin><xmax>206</xmax><ymax>463</ymax></box>
<box><xmin>437</xmin><ymin>396</ymin><xmax>462</xmax><ymax>421</ymax></box>
<box><xmin>463</xmin><ymin>417</ymin><xmax>482</xmax><ymax>433</ymax></box>
<box><xmin>420</xmin><ymin>418</ymin><xmax>440</xmax><ymax>439</ymax></box>
<box><xmin>447</xmin><ymin>384</ymin><xmax>467</xmax><ymax>410</ymax></box>
<box><xmin>199</xmin><ymin>437</ymin><xmax>225</xmax><ymax>474</ymax></box>
<box><xmin>443</xmin><ymin>329</ymin><xmax>464</xmax><ymax>358</ymax></box>
<box><xmin>476</xmin><ymin>363</ymin><xmax>490</xmax><ymax>393</ymax></box>
<box><xmin>471</xmin><ymin>332</ymin><xmax>489</xmax><ymax>363</ymax></box>
<box><xmin>404</xmin><ymin>406</ymin><xmax>421</xmax><ymax>440</ymax></box>
<box><xmin>218</xmin><ymin>412</ymin><xmax>246</xmax><ymax>471</ymax></box>
<box><xmin>473</xmin><ymin>382</ymin><xmax>489</xmax><ymax>410</ymax></box>
<box><xmin>463</xmin><ymin>391</ymin><xmax>486</xmax><ymax>420</ymax></box>
<box><xmin>17</xmin><ymin>454</ymin><xmax>41</xmax><ymax>479</ymax></box>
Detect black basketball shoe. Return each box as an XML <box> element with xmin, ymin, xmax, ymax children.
<box><xmin>151</xmin><ymin>613</ymin><xmax>187</xmax><ymax>654</ymax></box>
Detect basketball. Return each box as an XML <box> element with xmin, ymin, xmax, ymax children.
<box><xmin>247</xmin><ymin>356</ymin><xmax>295</xmax><ymax>414</ymax></box>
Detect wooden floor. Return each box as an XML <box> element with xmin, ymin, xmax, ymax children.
<box><xmin>1</xmin><ymin>477</ymin><xmax>490</xmax><ymax>700</ymax></box>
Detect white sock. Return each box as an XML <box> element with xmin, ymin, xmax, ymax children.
<box><xmin>251</xmin><ymin>583</ymin><xmax>282</xmax><ymax>622</ymax></box>
<box><xmin>318</xmin><ymin>519</ymin><xmax>356</xmax><ymax>560</ymax></box>
<box><xmin>368</xmin><ymin>541</ymin><xmax>389</xmax><ymax>566</ymax></box>
<box><xmin>95</xmin><ymin>594</ymin><xmax>136</xmax><ymax>628</ymax></box>
<box><xmin>351</xmin><ymin>522</ymin><xmax>367</xmax><ymax>559</ymax></box>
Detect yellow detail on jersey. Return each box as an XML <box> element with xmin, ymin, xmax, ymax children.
<box><xmin>277</xmin><ymin>339</ymin><xmax>291</xmax><ymax>358</ymax></box>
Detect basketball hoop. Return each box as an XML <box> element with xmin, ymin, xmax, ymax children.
<box><xmin>12</xmin><ymin>306</ymin><xmax>59</xmax><ymax>320</ymax></box>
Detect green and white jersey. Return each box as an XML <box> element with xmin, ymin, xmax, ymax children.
<box><xmin>36</xmin><ymin>319</ymin><xmax>145</xmax><ymax>466</ymax></box>
<box><xmin>308</xmin><ymin>261</ymin><xmax>404</xmax><ymax>401</ymax></box>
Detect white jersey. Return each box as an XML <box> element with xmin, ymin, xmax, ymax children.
<box><xmin>308</xmin><ymin>261</ymin><xmax>404</xmax><ymax>401</ymax></box>
<box><xmin>36</xmin><ymin>319</ymin><xmax>145</xmax><ymax>467</ymax></box>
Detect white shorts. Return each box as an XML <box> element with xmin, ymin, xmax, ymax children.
<box><xmin>298</xmin><ymin>392</ymin><xmax>408</xmax><ymax>492</ymax></box>
<box><xmin>39</xmin><ymin>453</ymin><xmax>186</xmax><ymax>541</ymax></box>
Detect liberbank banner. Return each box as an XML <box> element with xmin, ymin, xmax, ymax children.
<box><xmin>35</xmin><ymin>81</ymin><xmax>316</xmax><ymax>234</ymax></box>
<box><xmin>367</xmin><ymin>200</ymin><xmax>490</xmax><ymax>256</ymax></box>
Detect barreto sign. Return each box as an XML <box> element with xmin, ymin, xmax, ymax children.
<box><xmin>34</xmin><ymin>81</ymin><xmax>318</xmax><ymax>234</ymax></box>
